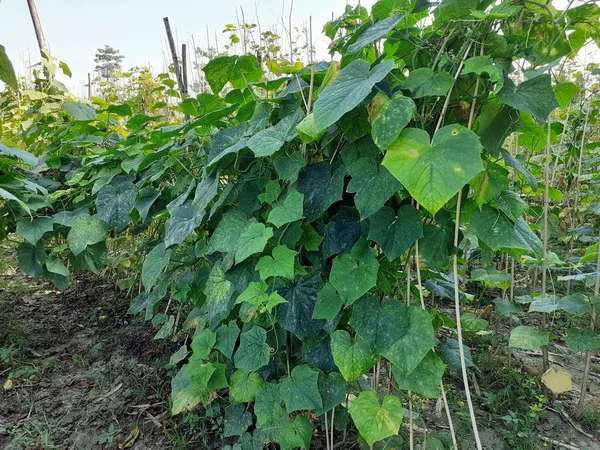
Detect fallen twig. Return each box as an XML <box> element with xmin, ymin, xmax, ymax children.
<box><xmin>538</xmin><ymin>435</ymin><xmax>580</xmax><ymax>450</ymax></box>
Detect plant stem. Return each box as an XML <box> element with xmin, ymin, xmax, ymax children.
<box><xmin>540</xmin><ymin>118</ymin><xmax>552</xmax><ymax>373</ymax></box>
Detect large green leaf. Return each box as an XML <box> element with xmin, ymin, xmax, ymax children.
<box><xmin>370</xmin><ymin>92</ymin><xmax>417</xmax><ymax>151</ymax></box>
<box><xmin>224</xmin><ymin>403</ymin><xmax>253</xmax><ymax>437</ymax></box>
<box><xmin>64</xmin><ymin>101</ymin><xmax>97</xmax><ymax>121</ymax></box>
<box><xmin>368</xmin><ymin>205</ymin><xmax>423</xmax><ymax>261</ymax></box>
<box><xmin>171</xmin><ymin>362</ymin><xmax>215</xmax><ymax>414</ymax></box>
<box><xmin>273</xmin><ymin>152</ymin><xmax>307</xmax><ymax>183</ymax></box>
<box><xmin>203</xmin><ymin>55</ymin><xmax>263</xmax><ymax>94</ymax></box>
<box><xmin>205</xmin><ymin>262</ymin><xmax>235</xmax><ymax>321</ymax></box>
<box><xmin>346</xmin><ymin>14</ymin><xmax>405</xmax><ymax>55</ymax></box>
<box><xmin>280</xmin><ymin>415</ymin><xmax>313</xmax><ymax>450</ymax></box>
<box><xmin>329</xmin><ymin>242</ymin><xmax>379</xmax><ymax>305</ymax></box>
<box><xmin>229</xmin><ymin>368</ymin><xmax>265</xmax><ymax>403</ymax></box>
<box><xmin>330</xmin><ymin>330</ymin><xmax>378</xmax><ymax>382</ymax></box>
<box><xmin>206</xmin><ymin>123</ymin><xmax>248</xmax><ymax>167</ymax></box>
<box><xmin>497</xmin><ymin>74</ymin><xmax>559</xmax><ymax>123</ymax></box>
<box><xmin>297</xmin><ymin>163</ymin><xmax>345</xmax><ymax>222</ymax></box>
<box><xmin>67</xmin><ymin>216</ymin><xmax>107</xmax><ymax>256</ymax></box>
<box><xmin>401</xmin><ymin>68</ymin><xmax>454</xmax><ymax>98</ymax></box>
<box><xmin>393</xmin><ymin>351</ymin><xmax>445</xmax><ymax>398</ymax></box>
<box><xmin>236</xmin><ymin>281</ymin><xmax>287</xmax><ymax>314</ymax></box>
<box><xmin>564</xmin><ymin>328</ymin><xmax>600</xmax><ymax>353</ymax></box>
<box><xmin>313</xmin><ymin>283</ymin><xmax>343</xmax><ymax>321</ymax></box>
<box><xmin>381</xmin><ymin>305</ymin><xmax>435</xmax><ymax>374</ymax></box>
<box><xmin>0</xmin><ymin>45</ymin><xmax>18</xmax><ymax>90</ymax></box>
<box><xmin>470</xmin><ymin>206</ymin><xmax>542</xmax><ymax>256</ymax></box>
<box><xmin>280</xmin><ymin>365</ymin><xmax>323</xmax><ymax>412</ymax></box>
<box><xmin>509</xmin><ymin>326</ymin><xmax>549</xmax><ymax>351</ymax></box>
<box><xmin>349</xmin><ymin>296</ymin><xmax>409</xmax><ymax>353</ymax></box>
<box><xmin>235</xmin><ymin>222</ymin><xmax>274</xmax><ymax>264</ymax></box>
<box><xmin>165</xmin><ymin>203</ymin><xmax>202</xmax><ymax>248</ymax></box>
<box><xmin>247</xmin><ymin>109</ymin><xmax>303</xmax><ymax>157</ymax></box>
<box><xmin>234</xmin><ymin>326</ymin><xmax>270</xmax><ymax>371</ymax></box>
<box><xmin>267</xmin><ymin>190</ymin><xmax>304</xmax><ymax>228</ymax></box>
<box><xmin>17</xmin><ymin>242</ymin><xmax>45</xmax><ymax>277</ymax></box>
<box><xmin>0</xmin><ymin>143</ymin><xmax>38</xmax><ymax>166</ymax></box>
<box><xmin>142</xmin><ymin>243</ymin><xmax>172</xmax><ymax>291</ymax></box>
<box><xmin>348</xmin><ymin>391</ymin><xmax>404</xmax><ymax>445</ymax></box>
<box><xmin>317</xmin><ymin>372</ymin><xmax>346</xmax><ymax>414</ymax></box>
<box><xmin>476</xmin><ymin>101</ymin><xmax>522</xmax><ymax>157</ymax></box>
<box><xmin>320</xmin><ymin>207</ymin><xmax>361</xmax><ymax>258</ymax></box>
<box><xmin>383</xmin><ymin>125</ymin><xmax>483</xmax><ymax>214</ymax></box>
<box><xmin>15</xmin><ymin>217</ymin><xmax>54</xmax><ymax>245</ymax></box>
<box><xmin>208</xmin><ymin>209</ymin><xmax>249</xmax><ymax>255</ymax></box>
<box><xmin>313</xmin><ymin>59</ymin><xmax>394</xmax><ymax>129</ymax></box>
<box><xmin>254</xmin><ymin>383</ymin><xmax>286</xmax><ymax>426</ymax></box>
<box><xmin>255</xmin><ymin>245</ymin><xmax>296</xmax><ymax>280</ymax></box>
<box><xmin>346</xmin><ymin>158</ymin><xmax>401</xmax><ymax>219</ymax></box>
<box><xmin>215</xmin><ymin>321</ymin><xmax>241</xmax><ymax>359</ymax></box>
<box><xmin>96</xmin><ymin>181</ymin><xmax>137</xmax><ymax>231</ymax></box>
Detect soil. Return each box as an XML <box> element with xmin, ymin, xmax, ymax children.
<box><xmin>0</xmin><ymin>251</ymin><xmax>177</xmax><ymax>450</ymax></box>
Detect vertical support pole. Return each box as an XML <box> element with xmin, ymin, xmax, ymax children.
<box><xmin>181</xmin><ymin>44</ymin><xmax>188</xmax><ymax>94</ymax></box>
<box><xmin>26</xmin><ymin>0</ymin><xmax>48</xmax><ymax>57</ymax></box>
<box><xmin>163</xmin><ymin>17</ymin><xmax>185</xmax><ymax>93</ymax></box>
<box><xmin>87</xmin><ymin>73</ymin><xmax>92</xmax><ymax>100</ymax></box>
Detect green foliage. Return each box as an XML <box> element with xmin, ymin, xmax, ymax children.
<box><xmin>2</xmin><ymin>1</ymin><xmax>598</xmax><ymax>447</ymax></box>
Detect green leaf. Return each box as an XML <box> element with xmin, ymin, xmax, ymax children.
<box><xmin>463</xmin><ymin>55</ymin><xmax>503</xmax><ymax>89</ymax></box>
<box><xmin>230</xmin><ymin>368</ymin><xmax>265</xmax><ymax>403</ymax></box>
<box><xmin>215</xmin><ymin>321</ymin><xmax>241</xmax><ymax>359</ymax></box>
<box><xmin>142</xmin><ymin>243</ymin><xmax>172</xmax><ymax>291</ymax></box>
<box><xmin>372</xmin><ymin>0</ymin><xmax>416</xmax><ymax>19</ymax></box>
<box><xmin>206</xmin><ymin>123</ymin><xmax>248</xmax><ymax>167</ymax></box>
<box><xmin>171</xmin><ymin>363</ymin><xmax>215</xmax><ymax>414</ymax></box>
<box><xmin>165</xmin><ymin>204</ymin><xmax>202</xmax><ymax>248</ymax></box>
<box><xmin>329</xmin><ymin>244</ymin><xmax>379</xmax><ymax>305</ymax></box>
<box><xmin>558</xmin><ymin>293</ymin><xmax>591</xmax><ymax>316</ymax></box>
<box><xmin>208</xmin><ymin>209</ymin><xmax>249</xmax><ymax>255</ymax></box>
<box><xmin>401</xmin><ymin>68</ymin><xmax>454</xmax><ymax>98</ymax></box>
<box><xmin>470</xmin><ymin>206</ymin><xmax>542</xmax><ymax>256</ymax></box>
<box><xmin>313</xmin><ymin>59</ymin><xmax>394</xmax><ymax>129</ymax></box>
<box><xmin>256</xmin><ymin>245</ymin><xmax>296</xmax><ymax>280</ymax></box>
<box><xmin>17</xmin><ymin>242</ymin><xmax>45</xmax><ymax>277</ymax></box>
<box><xmin>461</xmin><ymin>313</ymin><xmax>489</xmax><ymax>333</ymax></box>
<box><xmin>470</xmin><ymin>161</ymin><xmax>509</xmax><ymax>208</ymax></box>
<box><xmin>296</xmin><ymin>113</ymin><xmax>327</xmax><ymax>143</ymax></box>
<box><xmin>64</xmin><ymin>101</ymin><xmax>97</xmax><ymax>121</ymax></box>
<box><xmin>235</xmin><ymin>222</ymin><xmax>274</xmax><ymax>264</ymax></box>
<box><xmin>349</xmin><ymin>391</ymin><xmax>404</xmax><ymax>445</ymax></box>
<box><xmin>317</xmin><ymin>372</ymin><xmax>346</xmax><ymax>414</ymax></box>
<box><xmin>273</xmin><ymin>152</ymin><xmax>307</xmax><ymax>183</ymax></box>
<box><xmin>350</xmin><ymin>296</ymin><xmax>409</xmax><ymax>353</ymax></box>
<box><xmin>206</xmin><ymin>262</ymin><xmax>235</xmax><ymax>321</ymax></box>
<box><xmin>554</xmin><ymin>82</ymin><xmax>580</xmax><ymax>108</ymax></box>
<box><xmin>203</xmin><ymin>55</ymin><xmax>263</xmax><ymax>94</ymax></box>
<box><xmin>419</xmin><ymin>225</ymin><xmax>451</xmax><ymax>268</ymax></box>
<box><xmin>330</xmin><ymin>330</ymin><xmax>378</xmax><ymax>382</ymax></box>
<box><xmin>96</xmin><ymin>181</ymin><xmax>137</xmax><ymax>231</ymax></box>
<box><xmin>368</xmin><ymin>205</ymin><xmax>422</xmax><ymax>261</ymax></box>
<box><xmin>439</xmin><ymin>338</ymin><xmax>474</xmax><ymax>370</ymax></box>
<box><xmin>370</xmin><ymin>92</ymin><xmax>417</xmax><ymax>151</ymax></box>
<box><xmin>346</xmin><ymin>158</ymin><xmax>401</xmax><ymax>219</ymax></box>
<box><xmin>313</xmin><ymin>283</ymin><xmax>343</xmax><ymax>321</ymax></box>
<box><xmin>528</xmin><ymin>296</ymin><xmax>560</xmax><ymax>314</ymax></box>
<box><xmin>346</xmin><ymin>14</ymin><xmax>405</xmax><ymax>55</ymax></box>
<box><xmin>476</xmin><ymin>102</ymin><xmax>522</xmax><ymax>157</ymax></box>
<box><xmin>493</xmin><ymin>298</ymin><xmax>522</xmax><ymax>316</ymax></box>
<box><xmin>509</xmin><ymin>326</ymin><xmax>549</xmax><ymax>351</ymax></box>
<box><xmin>393</xmin><ymin>351</ymin><xmax>445</xmax><ymax>398</ymax></box>
<box><xmin>135</xmin><ymin>187</ymin><xmax>161</xmax><ymax>220</ymax></box>
<box><xmin>237</xmin><ymin>281</ymin><xmax>287</xmax><ymax>314</ymax></box>
<box><xmin>15</xmin><ymin>217</ymin><xmax>54</xmax><ymax>245</ymax></box>
<box><xmin>471</xmin><ymin>268</ymin><xmax>511</xmax><ymax>290</ymax></box>
<box><xmin>277</xmin><ymin>273</ymin><xmax>329</xmax><ymax>339</ymax></box>
<box><xmin>0</xmin><ymin>143</ymin><xmax>38</xmax><ymax>166</ymax></box>
<box><xmin>247</xmin><ymin>109</ymin><xmax>303</xmax><ymax>157</ymax></box>
<box><xmin>254</xmin><ymin>383</ymin><xmax>285</xmax><ymax>426</ymax></box>
<box><xmin>67</xmin><ymin>216</ymin><xmax>107</xmax><ymax>256</ymax></box>
<box><xmin>297</xmin><ymin>163</ymin><xmax>345</xmax><ymax>222</ymax></box>
<box><xmin>280</xmin><ymin>415</ymin><xmax>313</xmax><ymax>450</ymax></box>
<box><xmin>383</xmin><ymin>125</ymin><xmax>483</xmax><ymax>214</ymax></box>
<box><xmin>0</xmin><ymin>45</ymin><xmax>18</xmax><ymax>90</ymax></box>
<box><xmin>298</xmin><ymin>223</ymin><xmax>323</xmax><ymax>251</ymax></box>
<box><xmin>258</xmin><ymin>180</ymin><xmax>282</xmax><ymax>204</ymax></box>
<box><xmin>564</xmin><ymin>328</ymin><xmax>600</xmax><ymax>353</ymax></box>
<box><xmin>267</xmin><ymin>190</ymin><xmax>304</xmax><ymax>228</ymax></box>
<box><xmin>224</xmin><ymin>404</ymin><xmax>253</xmax><ymax>438</ymax></box>
<box><xmin>497</xmin><ymin>75</ymin><xmax>559</xmax><ymax>123</ymax></box>
<box><xmin>381</xmin><ymin>306</ymin><xmax>435</xmax><ymax>375</ymax></box>
<box><xmin>281</xmin><ymin>365</ymin><xmax>323</xmax><ymax>412</ymax></box>
<box><xmin>190</xmin><ymin>328</ymin><xmax>217</xmax><ymax>360</ymax></box>
<box><xmin>234</xmin><ymin>326</ymin><xmax>270</xmax><ymax>371</ymax></box>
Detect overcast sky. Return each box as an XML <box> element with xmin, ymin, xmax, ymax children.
<box><xmin>0</xmin><ymin>0</ymin><xmax>376</xmax><ymax>93</ymax></box>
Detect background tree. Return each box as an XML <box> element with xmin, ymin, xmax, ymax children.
<box><xmin>94</xmin><ymin>45</ymin><xmax>124</xmax><ymax>80</ymax></box>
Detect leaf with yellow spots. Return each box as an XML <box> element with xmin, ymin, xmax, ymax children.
<box><xmin>349</xmin><ymin>391</ymin><xmax>404</xmax><ymax>445</ymax></box>
<box><xmin>382</xmin><ymin>125</ymin><xmax>483</xmax><ymax>214</ymax></box>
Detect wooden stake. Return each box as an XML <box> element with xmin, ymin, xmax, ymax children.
<box><xmin>181</xmin><ymin>44</ymin><xmax>188</xmax><ymax>94</ymax></box>
<box><xmin>163</xmin><ymin>17</ymin><xmax>185</xmax><ymax>93</ymax></box>
<box><xmin>26</xmin><ymin>0</ymin><xmax>48</xmax><ymax>56</ymax></box>
<box><xmin>87</xmin><ymin>73</ymin><xmax>92</xmax><ymax>100</ymax></box>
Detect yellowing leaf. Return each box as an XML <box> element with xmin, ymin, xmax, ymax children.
<box><xmin>541</xmin><ymin>368</ymin><xmax>572</xmax><ymax>395</ymax></box>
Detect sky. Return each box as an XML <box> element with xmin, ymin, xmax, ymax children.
<box><xmin>0</xmin><ymin>0</ymin><xmax>374</xmax><ymax>94</ymax></box>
